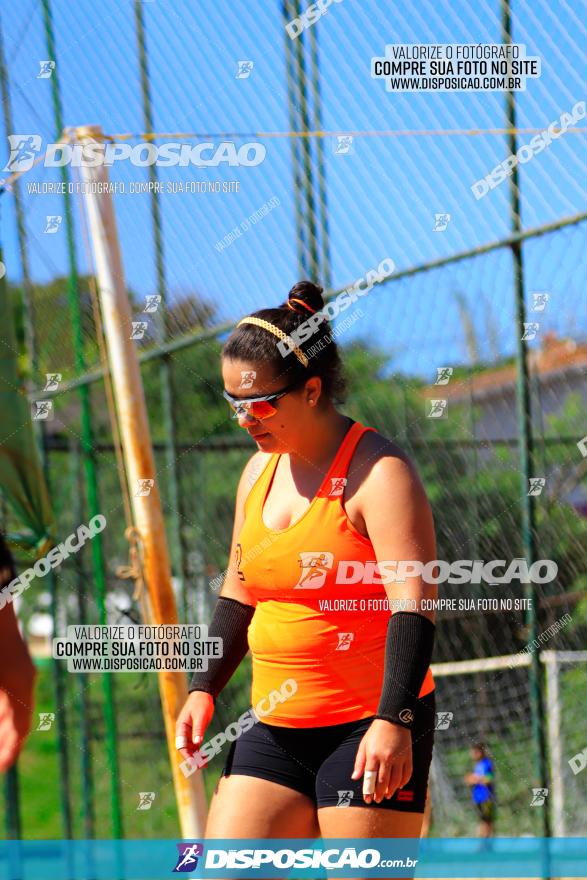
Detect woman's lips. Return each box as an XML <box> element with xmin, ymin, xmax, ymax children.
<box><xmin>250</xmin><ymin>431</ymin><xmax>270</xmax><ymax>440</ymax></box>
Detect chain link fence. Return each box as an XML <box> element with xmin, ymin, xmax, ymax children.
<box><xmin>0</xmin><ymin>0</ymin><xmax>586</xmax><ymax>840</ymax></box>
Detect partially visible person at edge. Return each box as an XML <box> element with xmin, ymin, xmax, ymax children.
<box><xmin>0</xmin><ymin>532</ymin><xmax>37</xmax><ymax>771</ymax></box>
<box><xmin>464</xmin><ymin>743</ymin><xmax>496</xmax><ymax>837</ymax></box>
<box><xmin>176</xmin><ymin>281</ymin><xmax>438</xmax><ymax>841</ymax></box>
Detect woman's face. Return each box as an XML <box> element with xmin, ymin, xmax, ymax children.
<box><xmin>222</xmin><ymin>358</ymin><xmax>321</xmax><ymax>453</ymax></box>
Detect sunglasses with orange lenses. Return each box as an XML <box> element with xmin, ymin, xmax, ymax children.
<box><xmin>223</xmin><ymin>378</ymin><xmax>302</xmax><ymax>420</ymax></box>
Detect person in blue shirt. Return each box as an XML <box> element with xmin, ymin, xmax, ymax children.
<box><xmin>464</xmin><ymin>742</ymin><xmax>495</xmax><ymax>837</ymax></box>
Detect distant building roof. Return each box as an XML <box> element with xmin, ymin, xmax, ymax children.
<box><xmin>422</xmin><ymin>333</ymin><xmax>587</xmax><ymax>403</ymax></box>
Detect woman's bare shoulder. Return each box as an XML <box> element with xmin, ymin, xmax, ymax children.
<box><xmin>350</xmin><ymin>427</ymin><xmax>414</xmax><ymax>482</ymax></box>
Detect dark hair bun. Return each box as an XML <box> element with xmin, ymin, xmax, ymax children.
<box><xmin>285</xmin><ymin>280</ymin><xmax>324</xmax><ymax>315</ymax></box>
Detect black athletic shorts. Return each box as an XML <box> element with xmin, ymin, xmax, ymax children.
<box><xmin>220</xmin><ymin>690</ymin><xmax>435</xmax><ymax>811</ymax></box>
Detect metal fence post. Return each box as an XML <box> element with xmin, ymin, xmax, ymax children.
<box><xmin>500</xmin><ymin>0</ymin><xmax>551</xmax><ymax>838</ymax></box>
<box><xmin>40</xmin><ymin>0</ymin><xmax>123</xmax><ymax>837</ymax></box>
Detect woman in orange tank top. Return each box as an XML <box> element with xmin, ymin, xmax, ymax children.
<box><xmin>176</xmin><ymin>281</ymin><xmax>438</xmax><ymax>843</ymax></box>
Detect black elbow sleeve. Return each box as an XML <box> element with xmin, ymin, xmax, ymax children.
<box><xmin>375</xmin><ymin>611</ymin><xmax>436</xmax><ymax>728</ymax></box>
<box><xmin>188</xmin><ymin>596</ymin><xmax>255</xmax><ymax>700</ymax></box>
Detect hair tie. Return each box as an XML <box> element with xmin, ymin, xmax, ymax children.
<box><xmin>287</xmin><ymin>297</ymin><xmax>316</xmax><ymax>315</ymax></box>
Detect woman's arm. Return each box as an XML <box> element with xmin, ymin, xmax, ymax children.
<box><xmin>359</xmin><ymin>443</ymin><xmax>438</xmax><ymax>621</ymax></box>
<box><xmin>350</xmin><ymin>436</ymin><xmax>438</xmax><ymax>803</ymax></box>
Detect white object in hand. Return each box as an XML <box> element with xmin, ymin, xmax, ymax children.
<box><xmin>363</xmin><ymin>769</ymin><xmax>377</xmax><ymax>795</ymax></box>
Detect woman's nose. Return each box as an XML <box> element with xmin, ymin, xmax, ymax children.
<box><xmin>236</xmin><ymin>409</ymin><xmax>260</xmax><ymax>429</ymax></box>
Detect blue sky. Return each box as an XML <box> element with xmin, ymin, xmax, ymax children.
<box><xmin>1</xmin><ymin>0</ymin><xmax>585</xmax><ymax>378</ymax></box>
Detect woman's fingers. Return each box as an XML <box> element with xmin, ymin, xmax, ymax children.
<box><xmin>362</xmin><ymin>761</ymin><xmax>379</xmax><ymax>803</ymax></box>
<box><xmin>374</xmin><ymin>758</ymin><xmax>392</xmax><ymax>803</ymax></box>
<box><xmin>175</xmin><ymin>719</ymin><xmax>195</xmax><ymax>761</ymax></box>
<box><xmin>191</xmin><ymin>722</ymin><xmax>205</xmax><ymax>746</ymax></box>
<box><xmin>351</xmin><ymin>735</ymin><xmax>367</xmax><ymax>782</ymax></box>
<box><xmin>384</xmin><ymin>760</ymin><xmax>403</xmax><ymax>800</ymax></box>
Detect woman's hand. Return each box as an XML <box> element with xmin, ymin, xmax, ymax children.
<box><xmin>351</xmin><ymin>718</ymin><xmax>413</xmax><ymax>803</ymax></box>
<box><xmin>175</xmin><ymin>691</ymin><xmax>215</xmax><ymax>766</ymax></box>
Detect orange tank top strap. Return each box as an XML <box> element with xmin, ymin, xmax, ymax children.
<box><xmin>316</xmin><ymin>419</ymin><xmax>376</xmax><ymax>497</ymax></box>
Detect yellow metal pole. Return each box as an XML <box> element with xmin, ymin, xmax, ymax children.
<box><xmin>75</xmin><ymin>124</ymin><xmax>207</xmax><ymax>837</ymax></box>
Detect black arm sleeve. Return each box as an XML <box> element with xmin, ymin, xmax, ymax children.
<box><xmin>375</xmin><ymin>611</ymin><xmax>436</xmax><ymax>729</ymax></box>
<box><xmin>188</xmin><ymin>596</ymin><xmax>255</xmax><ymax>700</ymax></box>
